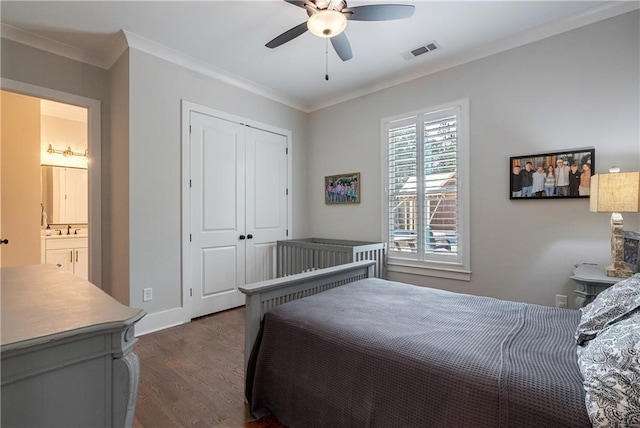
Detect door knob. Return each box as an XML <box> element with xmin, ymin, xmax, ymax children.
<box><xmin>0</xmin><ymin>239</ymin><xmax>8</xmax><ymax>245</ymax></box>
<box><xmin>247</xmin><ymin>234</ymin><xmax>253</xmax><ymax>239</ymax></box>
<box><xmin>239</xmin><ymin>235</ymin><xmax>246</xmax><ymax>240</ymax></box>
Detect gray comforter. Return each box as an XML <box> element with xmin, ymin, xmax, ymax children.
<box><xmin>246</xmin><ymin>278</ymin><xmax>590</xmax><ymax>427</ymax></box>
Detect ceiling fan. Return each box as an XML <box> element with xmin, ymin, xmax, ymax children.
<box><xmin>266</xmin><ymin>0</ymin><xmax>415</xmax><ymax>62</ymax></box>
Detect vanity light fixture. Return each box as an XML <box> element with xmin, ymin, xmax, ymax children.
<box><xmin>46</xmin><ymin>144</ymin><xmax>87</xmax><ymax>158</ymax></box>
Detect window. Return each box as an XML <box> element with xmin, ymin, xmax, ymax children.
<box><xmin>382</xmin><ymin>99</ymin><xmax>470</xmax><ymax>278</ymax></box>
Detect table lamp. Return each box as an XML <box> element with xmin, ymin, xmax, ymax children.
<box><xmin>590</xmin><ymin>170</ymin><xmax>640</xmax><ymax>277</ymax></box>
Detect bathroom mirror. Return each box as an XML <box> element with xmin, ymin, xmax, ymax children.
<box><xmin>41</xmin><ymin>165</ymin><xmax>88</xmax><ymax>224</ymax></box>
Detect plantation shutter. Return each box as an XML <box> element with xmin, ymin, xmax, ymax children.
<box><xmin>387</xmin><ymin>105</ymin><xmax>463</xmax><ymax>266</ymax></box>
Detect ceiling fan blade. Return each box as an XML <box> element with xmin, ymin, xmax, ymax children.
<box><xmin>266</xmin><ymin>22</ymin><xmax>309</xmax><ymax>49</ymax></box>
<box><xmin>346</xmin><ymin>4</ymin><xmax>415</xmax><ymax>21</ymax></box>
<box><xmin>331</xmin><ymin>32</ymin><xmax>353</xmax><ymax>61</ymax></box>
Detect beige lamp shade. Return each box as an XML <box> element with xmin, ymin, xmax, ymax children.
<box><xmin>590</xmin><ymin>172</ymin><xmax>640</xmax><ymax>213</ymax></box>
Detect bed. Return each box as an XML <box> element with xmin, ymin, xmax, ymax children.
<box><xmin>239</xmin><ymin>261</ymin><xmax>640</xmax><ymax>428</ymax></box>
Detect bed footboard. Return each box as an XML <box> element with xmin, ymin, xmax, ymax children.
<box><xmin>239</xmin><ymin>260</ymin><xmax>376</xmax><ymax>370</ymax></box>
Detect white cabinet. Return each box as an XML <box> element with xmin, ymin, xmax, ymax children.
<box><xmin>43</xmin><ymin>237</ymin><xmax>88</xmax><ymax>280</ymax></box>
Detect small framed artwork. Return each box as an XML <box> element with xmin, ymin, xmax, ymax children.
<box><xmin>623</xmin><ymin>230</ymin><xmax>640</xmax><ymax>273</ymax></box>
<box><xmin>325</xmin><ymin>172</ymin><xmax>360</xmax><ymax>204</ymax></box>
<box><xmin>509</xmin><ymin>148</ymin><xmax>595</xmax><ymax>199</ymax></box>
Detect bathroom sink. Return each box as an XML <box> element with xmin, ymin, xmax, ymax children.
<box><xmin>45</xmin><ymin>233</ymin><xmax>88</xmax><ymax>239</ymax></box>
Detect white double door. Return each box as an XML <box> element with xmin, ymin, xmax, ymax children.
<box><xmin>189</xmin><ymin>112</ymin><xmax>288</xmax><ymax>318</ymax></box>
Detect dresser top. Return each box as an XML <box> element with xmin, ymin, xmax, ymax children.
<box><xmin>1</xmin><ymin>265</ymin><xmax>145</xmax><ymax>351</ymax></box>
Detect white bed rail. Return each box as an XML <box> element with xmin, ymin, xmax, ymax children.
<box><xmin>239</xmin><ymin>260</ymin><xmax>376</xmax><ymax>370</ymax></box>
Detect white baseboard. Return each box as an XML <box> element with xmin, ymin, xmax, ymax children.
<box><xmin>134</xmin><ymin>307</ymin><xmax>189</xmax><ymax>336</ymax></box>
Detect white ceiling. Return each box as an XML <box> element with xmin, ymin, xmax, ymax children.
<box><xmin>1</xmin><ymin>1</ymin><xmax>637</xmax><ymax>111</ymax></box>
<box><xmin>41</xmin><ymin>99</ymin><xmax>88</xmax><ymax>123</ymax></box>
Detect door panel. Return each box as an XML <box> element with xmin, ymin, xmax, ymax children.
<box><xmin>202</xmin><ymin>246</ymin><xmax>236</xmax><ymax>295</ymax></box>
<box><xmin>1</xmin><ymin>92</ymin><xmax>42</xmax><ymax>267</ymax></box>
<box><xmin>245</xmin><ymin>128</ymin><xmax>288</xmax><ymax>284</ymax></box>
<box><xmin>202</xmin><ymin>128</ymin><xmax>239</xmax><ymax>231</ymax></box>
<box><xmin>190</xmin><ymin>112</ymin><xmax>245</xmax><ymax>318</ymax></box>
<box><xmin>189</xmin><ymin>112</ymin><xmax>288</xmax><ymax>318</ymax></box>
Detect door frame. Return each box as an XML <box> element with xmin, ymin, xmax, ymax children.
<box><xmin>181</xmin><ymin>100</ymin><xmax>293</xmax><ymax>318</ymax></box>
<box><xmin>1</xmin><ymin>78</ymin><xmax>102</xmax><ymax>287</ymax></box>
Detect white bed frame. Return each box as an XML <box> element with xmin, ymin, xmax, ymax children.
<box><xmin>238</xmin><ymin>260</ymin><xmax>376</xmax><ymax>369</ymax></box>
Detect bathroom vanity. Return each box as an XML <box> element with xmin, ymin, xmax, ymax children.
<box><xmin>41</xmin><ymin>234</ymin><xmax>88</xmax><ymax>279</ymax></box>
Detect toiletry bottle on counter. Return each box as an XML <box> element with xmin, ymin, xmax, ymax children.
<box><xmin>45</xmin><ymin>225</ymin><xmax>52</xmax><ymax>236</ymax></box>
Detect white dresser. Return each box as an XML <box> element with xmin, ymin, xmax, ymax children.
<box><xmin>1</xmin><ymin>265</ymin><xmax>145</xmax><ymax>427</ymax></box>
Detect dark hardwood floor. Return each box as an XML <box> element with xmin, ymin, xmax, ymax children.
<box><xmin>133</xmin><ymin>307</ymin><xmax>284</xmax><ymax>428</ymax></box>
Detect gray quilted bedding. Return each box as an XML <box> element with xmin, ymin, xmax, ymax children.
<box><xmin>246</xmin><ymin>278</ymin><xmax>590</xmax><ymax>427</ymax></box>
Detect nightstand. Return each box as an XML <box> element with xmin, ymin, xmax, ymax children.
<box><xmin>570</xmin><ymin>263</ymin><xmax>620</xmax><ymax>308</ymax></box>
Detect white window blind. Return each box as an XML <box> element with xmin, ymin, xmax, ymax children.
<box><xmin>384</xmin><ymin>100</ymin><xmax>469</xmax><ymax>272</ymax></box>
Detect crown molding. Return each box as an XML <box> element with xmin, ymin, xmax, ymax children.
<box><xmin>0</xmin><ymin>23</ymin><xmax>109</xmax><ymax>69</ymax></box>
<box><xmin>122</xmin><ymin>30</ymin><xmax>307</xmax><ymax>112</ymax></box>
<box><xmin>103</xmin><ymin>30</ymin><xmax>129</xmax><ymax>69</ymax></box>
<box><xmin>2</xmin><ymin>1</ymin><xmax>637</xmax><ymax>113</ymax></box>
<box><xmin>306</xmin><ymin>1</ymin><xmax>640</xmax><ymax>112</ymax></box>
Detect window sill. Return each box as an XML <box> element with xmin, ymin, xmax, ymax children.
<box><xmin>387</xmin><ymin>260</ymin><xmax>471</xmax><ymax>281</ymax></box>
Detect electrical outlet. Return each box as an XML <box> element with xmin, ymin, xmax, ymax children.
<box><xmin>555</xmin><ymin>294</ymin><xmax>567</xmax><ymax>308</ymax></box>
<box><xmin>143</xmin><ymin>288</ymin><xmax>153</xmax><ymax>302</ymax></box>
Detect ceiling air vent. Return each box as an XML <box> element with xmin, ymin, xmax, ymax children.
<box><xmin>402</xmin><ymin>41</ymin><xmax>439</xmax><ymax>60</ymax></box>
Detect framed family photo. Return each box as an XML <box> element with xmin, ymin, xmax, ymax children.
<box><xmin>510</xmin><ymin>148</ymin><xmax>595</xmax><ymax>200</ymax></box>
<box><xmin>325</xmin><ymin>172</ymin><xmax>360</xmax><ymax>204</ymax></box>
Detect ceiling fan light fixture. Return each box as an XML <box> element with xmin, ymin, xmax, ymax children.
<box><xmin>307</xmin><ymin>10</ymin><xmax>347</xmax><ymax>38</ymax></box>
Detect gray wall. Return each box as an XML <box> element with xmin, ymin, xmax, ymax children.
<box><xmin>1</xmin><ymin>38</ymin><xmax>111</xmax><ymax>285</ymax></box>
<box><xmin>306</xmin><ymin>10</ymin><xmax>640</xmax><ymax>307</ymax></box>
<box><xmin>1</xmin><ymin>10</ymin><xmax>638</xmax><ymax>329</ymax></box>
<box><xmin>108</xmin><ymin>50</ymin><xmax>130</xmax><ymax>304</ymax></box>
<box><xmin>126</xmin><ymin>48</ymin><xmax>309</xmax><ymax>315</ymax></box>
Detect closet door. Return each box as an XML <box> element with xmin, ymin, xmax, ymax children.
<box><xmin>189</xmin><ymin>112</ymin><xmax>289</xmax><ymax>319</ymax></box>
<box><xmin>190</xmin><ymin>112</ymin><xmax>246</xmax><ymax>318</ymax></box>
<box><xmin>245</xmin><ymin>128</ymin><xmax>288</xmax><ymax>284</ymax></box>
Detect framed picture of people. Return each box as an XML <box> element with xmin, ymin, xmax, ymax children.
<box><xmin>509</xmin><ymin>148</ymin><xmax>595</xmax><ymax>199</ymax></box>
<box><xmin>325</xmin><ymin>172</ymin><xmax>360</xmax><ymax>204</ymax></box>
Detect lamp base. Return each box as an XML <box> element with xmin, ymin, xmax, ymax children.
<box><xmin>605</xmin><ymin>212</ymin><xmax>634</xmax><ymax>278</ymax></box>
<box><xmin>604</xmin><ymin>262</ymin><xmax>634</xmax><ymax>278</ymax></box>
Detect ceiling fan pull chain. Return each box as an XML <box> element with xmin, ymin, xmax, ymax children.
<box><xmin>325</xmin><ymin>38</ymin><xmax>329</xmax><ymax>81</ymax></box>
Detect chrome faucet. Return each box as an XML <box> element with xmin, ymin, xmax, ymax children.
<box><xmin>67</xmin><ymin>225</ymin><xmax>72</xmax><ymax>235</ymax></box>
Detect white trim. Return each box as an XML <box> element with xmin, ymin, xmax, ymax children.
<box><xmin>307</xmin><ymin>2</ymin><xmax>640</xmax><ymax>112</ymax></box>
<box><xmin>381</xmin><ymin>98</ymin><xmax>470</xmax><ymax>275</ymax></box>
<box><xmin>1</xmin><ymin>78</ymin><xmax>103</xmax><ymax>289</ymax></box>
<box><xmin>4</xmin><ymin>3</ymin><xmax>634</xmax><ymax>113</ymax></box>
<box><xmin>387</xmin><ymin>261</ymin><xmax>471</xmax><ymax>282</ymax></box>
<box><xmin>180</xmin><ymin>101</ymin><xmax>193</xmax><ymax>321</ymax></box>
<box><xmin>124</xmin><ymin>31</ymin><xmax>305</xmax><ymax>112</ymax></box>
<box><xmin>103</xmin><ymin>30</ymin><xmax>129</xmax><ymax>70</ymax></box>
<box><xmin>180</xmin><ymin>100</ymin><xmax>293</xmax><ymax>320</ymax></box>
<box><xmin>134</xmin><ymin>307</ymin><xmax>190</xmax><ymax>337</ymax></box>
<box><xmin>1</xmin><ymin>23</ymin><xmax>108</xmax><ymax>69</ymax></box>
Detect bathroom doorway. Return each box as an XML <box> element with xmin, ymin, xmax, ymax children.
<box><xmin>0</xmin><ymin>80</ymin><xmax>101</xmax><ymax>286</ymax></box>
